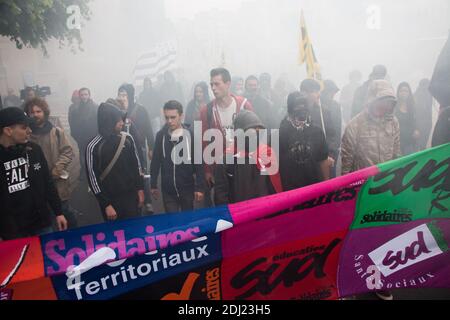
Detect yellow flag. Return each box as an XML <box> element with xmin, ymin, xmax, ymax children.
<box><xmin>299</xmin><ymin>10</ymin><xmax>322</xmax><ymax>81</ymax></box>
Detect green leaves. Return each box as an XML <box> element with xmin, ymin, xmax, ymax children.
<box><xmin>0</xmin><ymin>0</ymin><xmax>91</xmax><ymax>55</ymax></box>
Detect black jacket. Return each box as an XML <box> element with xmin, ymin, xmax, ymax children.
<box><xmin>138</xmin><ymin>87</ymin><xmax>162</xmax><ymax>121</ymax></box>
<box><xmin>279</xmin><ymin>118</ymin><xmax>328</xmax><ymax>191</ymax></box>
<box><xmin>119</xmin><ymin>84</ymin><xmax>155</xmax><ymax>153</ymax></box>
<box><xmin>430</xmin><ymin>32</ymin><xmax>450</xmax><ymax>108</ymax></box>
<box><xmin>0</xmin><ymin>142</ymin><xmax>62</xmax><ymax>240</ymax></box>
<box><xmin>68</xmin><ymin>100</ymin><xmax>98</xmax><ymax>150</ymax></box>
<box><xmin>214</xmin><ymin>159</ymin><xmax>274</xmax><ymax>205</ymax></box>
<box><xmin>431</xmin><ymin>106</ymin><xmax>450</xmax><ymax>147</ymax></box>
<box><xmin>309</xmin><ymin>102</ymin><xmax>339</xmax><ymax>160</ymax></box>
<box><xmin>351</xmin><ymin>80</ymin><xmax>371</xmax><ymax>118</ymax></box>
<box><xmin>86</xmin><ymin>103</ymin><xmax>144</xmax><ymax>210</ymax></box>
<box><xmin>320</xmin><ymin>97</ymin><xmax>342</xmax><ymax>159</ymax></box>
<box><xmin>150</xmin><ymin>124</ymin><xmax>205</xmax><ymax>196</ymax></box>
<box><xmin>185</xmin><ymin>100</ymin><xmax>201</xmax><ymax>128</ymax></box>
<box><xmin>126</xmin><ymin>103</ymin><xmax>155</xmax><ymax>152</ymax></box>
<box><xmin>245</xmin><ymin>94</ymin><xmax>276</xmax><ymax>129</ymax></box>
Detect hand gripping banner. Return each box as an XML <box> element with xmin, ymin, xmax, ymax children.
<box><xmin>1</xmin><ymin>143</ymin><xmax>449</xmax><ymax>300</ymax></box>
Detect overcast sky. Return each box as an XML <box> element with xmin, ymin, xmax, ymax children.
<box><xmin>164</xmin><ymin>0</ymin><xmax>245</xmax><ymax>20</ymax></box>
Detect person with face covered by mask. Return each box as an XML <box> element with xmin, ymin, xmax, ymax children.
<box><xmin>85</xmin><ymin>102</ymin><xmax>144</xmax><ymax>221</ymax></box>
<box><xmin>279</xmin><ymin>92</ymin><xmax>330</xmax><ymax>191</ymax></box>
<box><xmin>117</xmin><ymin>83</ymin><xmax>155</xmax><ymax>214</ymax></box>
<box><xmin>341</xmin><ymin>80</ymin><xmax>400</xmax><ymax>176</ymax></box>
<box><xmin>341</xmin><ymin>82</ymin><xmax>399</xmax><ymax>303</ymax></box>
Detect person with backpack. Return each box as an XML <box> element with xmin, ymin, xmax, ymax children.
<box><xmin>199</xmin><ymin>68</ymin><xmax>253</xmax><ymax>205</ymax></box>
<box><xmin>85</xmin><ymin>102</ymin><xmax>144</xmax><ymax>221</ymax></box>
<box><xmin>117</xmin><ymin>84</ymin><xmax>154</xmax><ymax>214</ymax></box>
<box><xmin>25</xmin><ymin>98</ymin><xmax>79</xmax><ymax>228</ymax></box>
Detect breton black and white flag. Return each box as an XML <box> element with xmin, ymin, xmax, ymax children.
<box><xmin>133</xmin><ymin>41</ymin><xmax>177</xmax><ymax>87</ymax></box>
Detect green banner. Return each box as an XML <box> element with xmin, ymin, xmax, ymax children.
<box><xmin>351</xmin><ymin>143</ymin><xmax>450</xmax><ymax>230</ymax></box>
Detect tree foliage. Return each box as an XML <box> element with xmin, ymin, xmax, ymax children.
<box><xmin>0</xmin><ymin>0</ymin><xmax>91</xmax><ymax>54</ymax></box>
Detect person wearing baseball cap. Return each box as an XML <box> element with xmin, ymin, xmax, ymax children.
<box><xmin>0</xmin><ymin>107</ymin><xmax>67</xmax><ymax>240</ymax></box>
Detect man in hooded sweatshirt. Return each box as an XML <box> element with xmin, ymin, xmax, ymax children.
<box><xmin>117</xmin><ymin>83</ymin><xmax>154</xmax><ymax>214</ymax></box>
<box><xmin>150</xmin><ymin>100</ymin><xmax>205</xmax><ymax>213</ymax></box>
<box><xmin>279</xmin><ymin>92</ymin><xmax>330</xmax><ymax>191</ymax></box>
<box><xmin>341</xmin><ymin>79</ymin><xmax>400</xmax><ymax>176</ymax></box>
<box><xmin>85</xmin><ymin>102</ymin><xmax>144</xmax><ymax>221</ymax></box>
<box><xmin>214</xmin><ymin>110</ymin><xmax>282</xmax><ymax>205</ymax></box>
<box><xmin>341</xmin><ymin>79</ymin><xmax>400</xmax><ymax>301</ymax></box>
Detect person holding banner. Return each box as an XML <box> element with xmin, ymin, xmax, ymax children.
<box><xmin>341</xmin><ymin>80</ymin><xmax>400</xmax><ymax>300</ymax></box>
<box><xmin>300</xmin><ymin>79</ymin><xmax>338</xmax><ymax>177</ymax></box>
<box><xmin>279</xmin><ymin>92</ymin><xmax>330</xmax><ymax>192</ymax></box>
<box><xmin>214</xmin><ymin>110</ymin><xmax>282</xmax><ymax>205</ymax></box>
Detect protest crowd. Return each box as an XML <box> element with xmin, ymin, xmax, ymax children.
<box><xmin>1</xmin><ymin>32</ymin><xmax>449</xmax><ymax>301</ymax></box>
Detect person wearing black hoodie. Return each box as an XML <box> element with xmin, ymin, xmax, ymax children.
<box><xmin>414</xmin><ymin>79</ymin><xmax>434</xmax><ymax>150</ymax></box>
<box><xmin>0</xmin><ymin>107</ymin><xmax>67</xmax><ymax>240</ymax></box>
<box><xmin>279</xmin><ymin>92</ymin><xmax>330</xmax><ymax>191</ymax></box>
<box><xmin>214</xmin><ymin>110</ymin><xmax>282</xmax><ymax>205</ymax></box>
<box><xmin>117</xmin><ymin>83</ymin><xmax>155</xmax><ymax>214</ymax></box>
<box><xmin>150</xmin><ymin>100</ymin><xmax>205</xmax><ymax>213</ymax></box>
<box><xmin>85</xmin><ymin>103</ymin><xmax>144</xmax><ymax>221</ymax></box>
